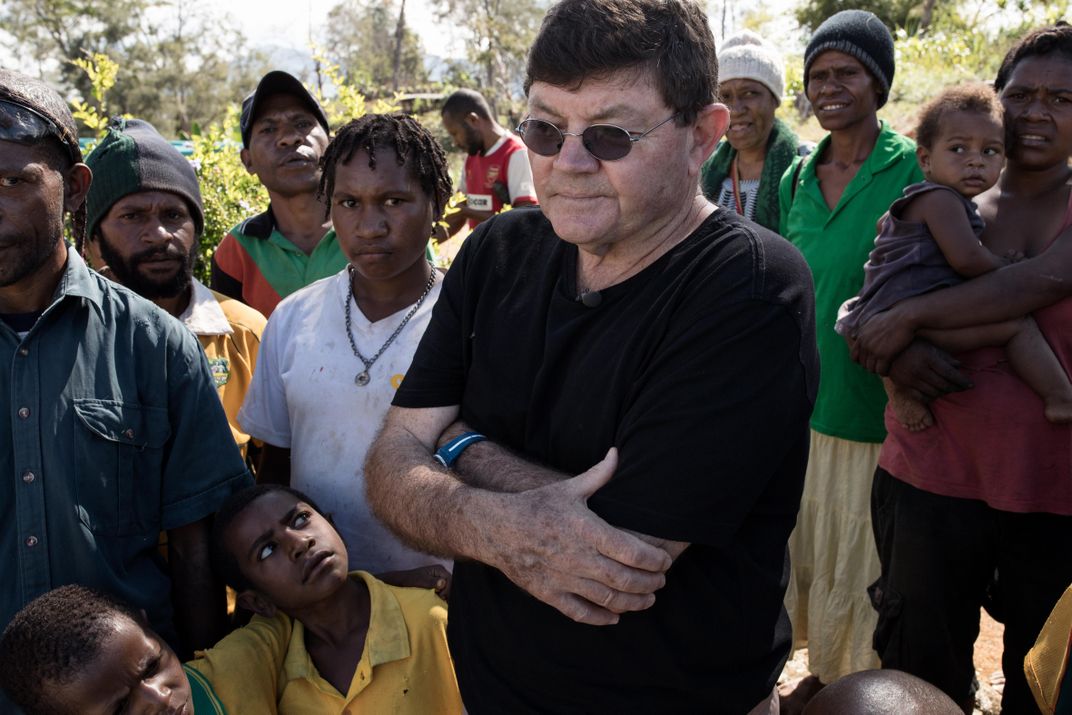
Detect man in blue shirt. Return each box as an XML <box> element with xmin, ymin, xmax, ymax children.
<box><xmin>0</xmin><ymin>69</ymin><xmax>251</xmax><ymax>664</ymax></box>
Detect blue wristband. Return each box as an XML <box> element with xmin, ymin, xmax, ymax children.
<box><xmin>433</xmin><ymin>431</ymin><xmax>487</xmax><ymax>468</ymax></box>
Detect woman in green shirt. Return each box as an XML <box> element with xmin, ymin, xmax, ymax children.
<box><xmin>777</xmin><ymin>10</ymin><xmax>923</xmax><ymax>711</ymax></box>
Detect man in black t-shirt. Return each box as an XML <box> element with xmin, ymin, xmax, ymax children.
<box><xmin>365</xmin><ymin>1</ymin><xmax>819</xmax><ymax>712</ymax></box>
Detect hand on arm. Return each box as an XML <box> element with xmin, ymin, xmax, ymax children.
<box><xmin>376</xmin><ymin>564</ymin><xmax>452</xmax><ymax>600</ymax></box>
<box><xmin>365</xmin><ymin>407</ymin><xmax>674</xmax><ymax>625</ymax></box>
<box><xmin>439</xmin><ymin>420</ymin><xmax>690</xmax><ymax>557</ymax></box>
<box><xmin>885</xmin><ymin>340</ymin><xmax>973</xmax><ymax>400</ymax></box>
<box><xmin>169</xmin><ymin>517</ymin><xmax>228</xmax><ymax>658</ymax></box>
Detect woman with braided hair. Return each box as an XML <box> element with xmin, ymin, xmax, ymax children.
<box><xmin>239</xmin><ymin>113</ymin><xmax>453</xmax><ymax>575</ymax></box>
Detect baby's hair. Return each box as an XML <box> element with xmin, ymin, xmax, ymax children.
<box><xmin>316</xmin><ymin>112</ymin><xmax>452</xmax><ymax>223</ymax></box>
<box><xmin>210</xmin><ymin>484</ymin><xmax>328</xmax><ymax>593</ymax></box>
<box><xmin>0</xmin><ymin>585</ymin><xmax>143</xmax><ymax>714</ymax></box>
<box><xmin>915</xmin><ymin>82</ymin><xmax>1004</xmax><ymax>150</ymax></box>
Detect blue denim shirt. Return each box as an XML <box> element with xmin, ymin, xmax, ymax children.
<box><xmin>0</xmin><ymin>248</ymin><xmax>251</xmax><ymax>643</ymax></box>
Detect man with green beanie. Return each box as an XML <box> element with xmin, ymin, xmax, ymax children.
<box><xmin>85</xmin><ymin>117</ymin><xmax>267</xmax><ymax>457</ymax></box>
<box><xmin>0</xmin><ymin>70</ymin><xmax>252</xmax><ymax>693</ymax></box>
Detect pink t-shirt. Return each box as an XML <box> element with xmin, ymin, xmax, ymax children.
<box><xmin>879</xmin><ymin>192</ymin><xmax>1072</xmax><ymax>514</ymax></box>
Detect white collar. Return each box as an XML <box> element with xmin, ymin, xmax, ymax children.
<box><xmin>483</xmin><ymin>135</ymin><xmax>509</xmax><ymax>156</ymax></box>
<box><xmin>178</xmin><ymin>278</ymin><xmax>233</xmax><ymax>336</ymax></box>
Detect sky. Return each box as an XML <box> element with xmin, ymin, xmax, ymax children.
<box><xmin>226</xmin><ymin>0</ymin><xmax>470</xmax><ymax>62</ymax></box>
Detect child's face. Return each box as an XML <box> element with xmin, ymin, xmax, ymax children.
<box><xmin>918</xmin><ymin>110</ymin><xmax>1005</xmax><ymax>198</ymax></box>
<box><xmin>225</xmin><ymin>490</ymin><xmax>351</xmax><ymax>611</ymax></box>
<box><xmin>330</xmin><ymin>146</ymin><xmax>436</xmax><ymax>286</ymax></box>
<box><xmin>46</xmin><ymin>615</ymin><xmax>191</xmax><ymax>715</ymax></box>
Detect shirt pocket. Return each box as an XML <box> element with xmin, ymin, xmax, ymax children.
<box><xmin>73</xmin><ymin>399</ymin><xmax>171</xmax><ymax>536</ymax></box>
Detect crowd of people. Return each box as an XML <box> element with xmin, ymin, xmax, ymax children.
<box><xmin>0</xmin><ymin>0</ymin><xmax>1070</xmax><ymax>713</ymax></box>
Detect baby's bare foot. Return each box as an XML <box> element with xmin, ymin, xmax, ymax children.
<box><xmin>890</xmin><ymin>391</ymin><xmax>934</xmax><ymax>432</ymax></box>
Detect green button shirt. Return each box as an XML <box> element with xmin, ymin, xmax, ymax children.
<box><xmin>779</xmin><ymin>121</ymin><xmax>924</xmax><ymax>443</ymax></box>
<box><xmin>0</xmin><ymin>248</ymin><xmax>252</xmax><ymax>644</ymax></box>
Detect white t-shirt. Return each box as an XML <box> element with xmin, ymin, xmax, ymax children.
<box><xmin>239</xmin><ymin>268</ymin><xmax>448</xmax><ymax>573</ymax></box>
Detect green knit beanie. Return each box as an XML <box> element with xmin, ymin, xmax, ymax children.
<box><xmin>85</xmin><ymin>117</ymin><xmax>204</xmax><ymax>240</ymax></box>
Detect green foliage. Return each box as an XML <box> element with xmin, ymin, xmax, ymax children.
<box><xmin>69</xmin><ymin>53</ymin><xmax>120</xmax><ymax>134</ymax></box>
<box><xmin>795</xmin><ymin>0</ymin><xmax>910</xmax><ymax>34</ymax></box>
<box><xmin>189</xmin><ymin>108</ymin><xmax>267</xmax><ymax>284</ymax></box>
<box><xmin>310</xmin><ymin>51</ymin><xmax>403</xmax><ymax>126</ymax></box>
<box><xmin>1</xmin><ymin>0</ymin><xmax>270</xmax><ymax>137</ymax></box>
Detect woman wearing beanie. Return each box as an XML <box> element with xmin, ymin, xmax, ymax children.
<box><xmin>777</xmin><ymin>10</ymin><xmax>923</xmax><ymax>712</ymax></box>
<box><xmin>701</xmin><ymin>31</ymin><xmax>806</xmax><ymax>232</ymax></box>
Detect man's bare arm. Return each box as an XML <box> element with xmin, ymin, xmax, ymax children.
<box><xmin>365</xmin><ymin>406</ymin><xmax>675</xmax><ymax>625</ymax></box>
<box><xmin>169</xmin><ymin>516</ymin><xmax>228</xmax><ymax>658</ymax></box>
<box><xmin>439</xmin><ymin>420</ymin><xmax>690</xmax><ymax>558</ymax></box>
<box><xmin>436</xmin><ymin>420</ymin><xmax>562</xmax><ymax>492</ymax></box>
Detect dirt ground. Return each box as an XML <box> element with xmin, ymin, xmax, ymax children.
<box><xmin>780</xmin><ymin>610</ymin><xmax>1007</xmax><ymax>714</ymax></box>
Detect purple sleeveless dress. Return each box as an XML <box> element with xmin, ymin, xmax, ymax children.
<box><xmin>836</xmin><ymin>181</ymin><xmax>984</xmax><ymax>335</ymax></box>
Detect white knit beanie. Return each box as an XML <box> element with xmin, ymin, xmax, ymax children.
<box><xmin>718</xmin><ymin>30</ymin><xmax>785</xmax><ymax>104</ymax></box>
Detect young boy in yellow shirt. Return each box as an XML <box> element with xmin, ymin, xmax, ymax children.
<box><xmin>187</xmin><ymin>484</ymin><xmax>462</xmax><ymax>713</ymax></box>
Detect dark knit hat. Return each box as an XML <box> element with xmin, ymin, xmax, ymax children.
<box><xmin>804</xmin><ymin>10</ymin><xmax>896</xmax><ymax>108</ymax></box>
<box><xmin>239</xmin><ymin>71</ymin><xmax>330</xmax><ymax>148</ymax></box>
<box><xmin>0</xmin><ymin>68</ymin><xmax>82</xmax><ymax>164</ymax></box>
<box><xmin>84</xmin><ymin>117</ymin><xmax>204</xmax><ymax>240</ymax></box>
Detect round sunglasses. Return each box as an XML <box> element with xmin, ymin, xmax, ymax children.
<box><xmin>515</xmin><ymin>113</ymin><xmax>680</xmax><ymax>162</ymax></box>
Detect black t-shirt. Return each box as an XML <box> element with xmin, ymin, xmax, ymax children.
<box><xmin>395</xmin><ymin>207</ymin><xmax>819</xmax><ymax>713</ymax></box>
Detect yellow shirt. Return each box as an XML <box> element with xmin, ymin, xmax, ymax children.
<box><xmin>180</xmin><ymin>280</ymin><xmax>266</xmax><ymax>453</ymax></box>
<box><xmin>186</xmin><ymin>572</ymin><xmax>462</xmax><ymax>714</ymax></box>
<box><xmin>1026</xmin><ymin>583</ymin><xmax>1072</xmax><ymax>714</ymax></box>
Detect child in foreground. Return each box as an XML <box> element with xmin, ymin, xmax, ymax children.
<box><xmin>837</xmin><ymin>83</ymin><xmax>1072</xmax><ymax>430</ymax></box>
<box><xmin>802</xmin><ymin>669</ymin><xmax>961</xmax><ymax>714</ymax></box>
<box><xmin>187</xmin><ymin>484</ymin><xmax>462</xmax><ymax>713</ymax></box>
<box><xmin>0</xmin><ymin>584</ymin><xmax>222</xmax><ymax>714</ymax></box>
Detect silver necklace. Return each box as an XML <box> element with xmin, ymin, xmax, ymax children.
<box><xmin>344</xmin><ymin>262</ymin><xmax>437</xmax><ymax>387</ymax></box>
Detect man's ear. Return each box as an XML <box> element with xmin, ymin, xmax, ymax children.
<box><xmin>236</xmin><ymin>590</ymin><xmax>277</xmax><ymax>618</ymax></box>
<box><xmin>64</xmin><ymin>163</ymin><xmax>92</xmax><ymax>214</ymax></box>
<box><xmin>688</xmin><ymin>103</ymin><xmax>729</xmax><ymax>176</ymax></box>
<box><xmin>240</xmin><ymin>147</ymin><xmax>256</xmax><ymax>175</ymax></box>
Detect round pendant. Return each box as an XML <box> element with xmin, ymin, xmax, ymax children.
<box><xmin>355</xmin><ymin>371</ymin><xmax>371</xmax><ymax>386</ymax></box>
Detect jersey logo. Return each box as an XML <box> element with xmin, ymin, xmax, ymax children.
<box><xmin>208</xmin><ymin>357</ymin><xmax>231</xmax><ymax>387</ymax></box>
<box><xmin>484</xmin><ymin>165</ymin><xmax>502</xmax><ymax>189</ymax></box>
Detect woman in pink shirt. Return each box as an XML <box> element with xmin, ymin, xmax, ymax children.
<box><xmin>850</xmin><ymin>24</ymin><xmax>1072</xmax><ymax>714</ymax></box>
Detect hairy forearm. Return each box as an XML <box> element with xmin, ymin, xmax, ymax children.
<box><xmin>440</xmin><ymin>422</ymin><xmax>563</xmax><ymax>492</ymax></box>
<box><xmin>365</xmin><ymin>423</ymin><xmax>509</xmax><ymax>563</ymax></box>
<box><xmin>169</xmin><ymin>518</ymin><xmax>228</xmax><ymax>657</ymax></box>
<box><xmin>366</xmin><ymin>411</ymin><xmax>676</xmax><ymax>625</ymax></box>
